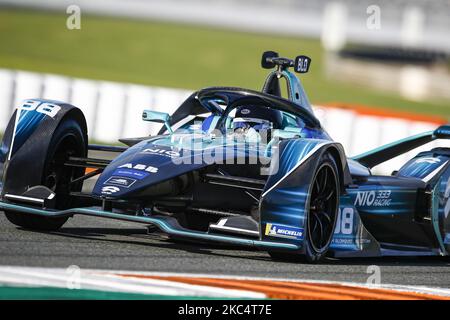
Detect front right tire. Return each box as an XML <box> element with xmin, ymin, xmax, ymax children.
<box><xmin>4</xmin><ymin>118</ymin><xmax>87</xmax><ymax>231</ymax></box>
<box><xmin>269</xmin><ymin>152</ymin><xmax>340</xmax><ymax>263</ymax></box>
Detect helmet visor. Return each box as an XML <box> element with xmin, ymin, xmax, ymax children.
<box><xmin>232</xmin><ymin>117</ymin><xmax>272</xmax><ymax>131</ymax></box>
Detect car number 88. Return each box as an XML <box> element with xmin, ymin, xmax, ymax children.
<box><xmin>334</xmin><ymin>207</ymin><xmax>354</xmax><ymax>235</ymax></box>
<box><xmin>19</xmin><ymin>100</ymin><xmax>61</xmax><ymax>118</ymax></box>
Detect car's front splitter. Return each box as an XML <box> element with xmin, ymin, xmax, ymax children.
<box><xmin>0</xmin><ymin>201</ymin><xmax>300</xmax><ymax>252</ymax></box>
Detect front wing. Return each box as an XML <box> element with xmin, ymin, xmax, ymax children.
<box><xmin>0</xmin><ymin>200</ymin><xmax>300</xmax><ymax>252</ymax></box>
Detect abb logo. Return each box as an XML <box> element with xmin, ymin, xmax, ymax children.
<box><xmin>19</xmin><ymin>100</ymin><xmax>61</xmax><ymax>118</ymax></box>
<box><xmin>118</xmin><ymin>163</ymin><xmax>159</xmax><ymax>173</ymax></box>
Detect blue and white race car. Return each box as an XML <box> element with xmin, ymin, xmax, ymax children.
<box><xmin>0</xmin><ymin>51</ymin><xmax>449</xmax><ymax>262</ymax></box>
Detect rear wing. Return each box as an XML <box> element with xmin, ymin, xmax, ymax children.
<box><xmin>352</xmin><ymin>124</ymin><xmax>450</xmax><ymax>169</ymax></box>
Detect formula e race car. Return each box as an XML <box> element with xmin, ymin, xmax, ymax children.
<box><xmin>0</xmin><ymin>51</ymin><xmax>449</xmax><ymax>263</ymax></box>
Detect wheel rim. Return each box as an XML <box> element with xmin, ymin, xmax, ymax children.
<box><xmin>307</xmin><ymin>163</ymin><xmax>338</xmax><ymax>253</ymax></box>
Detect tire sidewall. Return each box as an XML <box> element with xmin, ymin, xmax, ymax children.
<box><xmin>303</xmin><ymin>152</ymin><xmax>340</xmax><ymax>263</ymax></box>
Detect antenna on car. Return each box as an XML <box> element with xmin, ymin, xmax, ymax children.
<box><xmin>261</xmin><ymin>51</ymin><xmax>311</xmax><ymax>73</ymax></box>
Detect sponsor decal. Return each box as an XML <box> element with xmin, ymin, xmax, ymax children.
<box><xmin>101</xmin><ymin>186</ymin><xmax>120</xmax><ymax>195</ymax></box>
<box><xmin>332</xmin><ymin>238</ymin><xmax>371</xmax><ymax>246</ymax></box>
<box><xmin>118</xmin><ymin>163</ymin><xmax>158</xmax><ymax>173</ymax></box>
<box><xmin>112</xmin><ymin>163</ymin><xmax>159</xmax><ymax>180</ymax></box>
<box><xmin>354</xmin><ymin>190</ymin><xmax>392</xmax><ymax>207</ymax></box>
<box><xmin>20</xmin><ymin>100</ymin><xmax>61</xmax><ymax>118</ymax></box>
<box><xmin>264</xmin><ymin>223</ymin><xmax>304</xmax><ymax>240</ymax></box>
<box><xmin>332</xmin><ymin>238</ymin><xmax>354</xmax><ymax>245</ymax></box>
<box><xmin>105</xmin><ymin>176</ymin><xmax>137</xmax><ymax>188</ymax></box>
<box><xmin>240</xmin><ymin>109</ymin><xmax>251</xmax><ymax>115</ymax></box>
<box><xmin>141</xmin><ymin>148</ymin><xmax>180</xmax><ymax>158</ymax></box>
<box><xmin>113</xmin><ymin>169</ymin><xmax>148</xmax><ymax>180</ymax></box>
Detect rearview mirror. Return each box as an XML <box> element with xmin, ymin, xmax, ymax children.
<box><xmin>142</xmin><ymin>110</ymin><xmax>173</xmax><ymax>134</ymax></box>
<box><xmin>261</xmin><ymin>51</ymin><xmax>279</xmax><ymax>69</ymax></box>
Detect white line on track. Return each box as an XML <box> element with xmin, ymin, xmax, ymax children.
<box><xmin>0</xmin><ymin>266</ymin><xmax>265</xmax><ymax>298</ymax></box>
<box><xmin>1</xmin><ymin>266</ymin><xmax>450</xmax><ymax>298</ymax></box>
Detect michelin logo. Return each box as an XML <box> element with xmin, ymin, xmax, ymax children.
<box><xmin>265</xmin><ymin>223</ymin><xmax>304</xmax><ymax>240</ymax></box>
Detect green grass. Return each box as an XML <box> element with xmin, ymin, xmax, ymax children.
<box><xmin>0</xmin><ymin>9</ymin><xmax>448</xmax><ymax>118</ymax></box>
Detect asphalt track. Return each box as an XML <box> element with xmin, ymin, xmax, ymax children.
<box><xmin>1</xmin><ymin>213</ymin><xmax>450</xmax><ymax>288</ymax></box>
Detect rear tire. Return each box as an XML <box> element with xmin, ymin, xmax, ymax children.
<box><xmin>5</xmin><ymin>118</ymin><xmax>87</xmax><ymax>231</ymax></box>
<box><xmin>269</xmin><ymin>152</ymin><xmax>340</xmax><ymax>263</ymax></box>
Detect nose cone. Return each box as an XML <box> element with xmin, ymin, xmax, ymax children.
<box><xmin>93</xmin><ymin>135</ymin><xmax>269</xmax><ymax>198</ymax></box>
<box><xmin>93</xmin><ymin>138</ymin><xmax>209</xmax><ymax>198</ymax></box>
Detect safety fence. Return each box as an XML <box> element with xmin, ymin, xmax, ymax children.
<box><xmin>0</xmin><ymin>69</ymin><xmax>446</xmax><ymax>174</ymax></box>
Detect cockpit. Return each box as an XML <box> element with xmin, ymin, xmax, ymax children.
<box><xmin>162</xmin><ymin>87</ymin><xmax>329</xmax><ymax>145</ymax></box>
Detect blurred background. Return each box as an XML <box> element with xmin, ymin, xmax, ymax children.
<box><xmin>0</xmin><ymin>0</ymin><xmax>448</xmax><ymax>173</ymax></box>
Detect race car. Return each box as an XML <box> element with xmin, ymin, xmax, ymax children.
<box><xmin>0</xmin><ymin>51</ymin><xmax>449</xmax><ymax>263</ymax></box>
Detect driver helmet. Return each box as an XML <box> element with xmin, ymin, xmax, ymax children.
<box><xmin>232</xmin><ymin>105</ymin><xmax>283</xmax><ymax>134</ymax></box>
